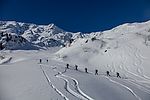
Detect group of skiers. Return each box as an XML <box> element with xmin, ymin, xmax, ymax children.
<box><xmin>39</xmin><ymin>59</ymin><xmax>48</xmax><ymax>63</ymax></box>
<box><xmin>66</xmin><ymin>63</ymin><xmax>121</xmax><ymax>78</ymax></box>
<box><xmin>39</xmin><ymin>59</ymin><xmax>121</xmax><ymax>78</ymax></box>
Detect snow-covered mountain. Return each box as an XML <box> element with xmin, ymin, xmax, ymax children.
<box><xmin>0</xmin><ymin>21</ymin><xmax>83</xmax><ymax>50</ymax></box>
<box><xmin>1</xmin><ymin>20</ymin><xmax>150</xmax><ymax>100</ymax></box>
<box><xmin>1</xmin><ymin>21</ymin><xmax>150</xmax><ymax>50</ymax></box>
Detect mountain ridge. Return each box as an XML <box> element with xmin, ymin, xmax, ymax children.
<box><xmin>0</xmin><ymin>20</ymin><xmax>150</xmax><ymax>50</ymax></box>
<box><xmin>0</xmin><ymin>21</ymin><xmax>79</xmax><ymax>50</ymax></box>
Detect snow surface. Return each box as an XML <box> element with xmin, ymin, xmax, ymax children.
<box><xmin>0</xmin><ymin>20</ymin><xmax>150</xmax><ymax>100</ymax></box>
<box><xmin>0</xmin><ymin>47</ymin><xmax>150</xmax><ymax>100</ymax></box>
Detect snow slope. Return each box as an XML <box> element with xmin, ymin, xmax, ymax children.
<box><xmin>1</xmin><ymin>20</ymin><xmax>150</xmax><ymax>100</ymax></box>
<box><xmin>56</xmin><ymin>20</ymin><xmax>150</xmax><ymax>80</ymax></box>
<box><xmin>0</xmin><ymin>49</ymin><xmax>150</xmax><ymax>100</ymax></box>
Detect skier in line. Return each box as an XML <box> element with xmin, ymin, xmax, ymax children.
<box><xmin>106</xmin><ymin>71</ymin><xmax>110</xmax><ymax>76</ymax></box>
<box><xmin>95</xmin><ymin>69</ymin><xmax>98</xmax><ymax>75</ymax></box>
<box><xmin>40</xmin><ymin>59</ymin><xmax>42</xmax><ymax>63</ymax></box>
<box><xmin>116</xmin><ymin>72</ymin><xmax>121</xmax><ymax>78</ymax></box>
<box><xmin>75</xmin><ymin>65</ymin><xmax>78</xmax><ymax>70</ymax></box>
<box><xmin>66</xmin><ymin>64</ymin><xmax>69</xmax><ymax>69</ymax></box>
<box><xmin>85</xmin><ymin>68</ymin><xmax>88</xmax><ymax>73</ymax></box>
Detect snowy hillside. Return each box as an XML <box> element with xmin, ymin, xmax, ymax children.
<box><xmin>0</xmin><ymin>20</ymin><xmax>150</xmax><ymax>100</ymax></box>
<box><xmin>56</xmin><ymin>20</ymin><xmax>150</xmax><ymax>78</ymax></box>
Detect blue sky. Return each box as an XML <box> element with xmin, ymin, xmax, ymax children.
<box><xmin>1</xmin><ymin>0</ymin><xmax>150</xmax><ymax>32</ymax></box>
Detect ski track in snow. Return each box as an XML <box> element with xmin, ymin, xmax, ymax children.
<box><xmin>120</xmin><ymin>43</ymin><xmax>150</xmax><ymax>83</ymax></box>
<box><xmin>52</xmin><ymin>65</ymin><xmax>94</xmax><ymax>100</ymax></box>
<box><xmin>56</xmin><ymin>75</ymin><xmax>88</xmax><ymax>100</ymax></box>
<box><xmin>61</xmin><ymin>75</ymin><xmax>94</xmax><ymax>100</ymax></box>
<box><xmin>126</xmin><ymin>43</ymin><xmax>142</xmax><ymax>68</ymax></box>
<box><xmin>40</xmin><ymin>59</ymin><xmax>150</xmax><ymax>100</ymax></box>
<box><xmin>120</xmin><ymin>59</ymin><xmax>150</xmax><ymax>83</ymax></box>
<box><xmin>124</xmin><ymin>68</ymin><xmax>150</xmax><ymax>83</ymax></box>
<box><xmin>128</xmin><ymin>43</ymin><xmax>150</xmax><ymax>80</ymax></box>
<box><xmin>41</xmin><ymin>63</ymin><xmax>94</xmax><ymax>100</ymax></box>
<box><xmin>126</xmin><ymin>80</ymin><xmax>150</xmax><ymax>95</ymax></box>
<box><xmin>137</xmin><ymin>82</ymin><xmax>150</xmax><ymax>91</ymax></box>
<box><xmin>39</xmin><ymin>65</ymin><xmax>69</xmax><ymax>100</ymax></box>
<box><xmin>104</xmin><ymin>76</ymin><xmax>142</xmax><ymax>100</ymax></box>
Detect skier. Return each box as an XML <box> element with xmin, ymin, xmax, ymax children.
<box><xmin>95</xmin><ymin>69</ymin><xmax>98</xmax><ymax>75</ymax></box>
<box><xmin>106</xmin><ymin>71</ymin><xmax>110</xmax><ymax>76</ymax></box>
<box><xmin>85</xmin><ymin>68</ymin><xmax>88</xmax><ymax>73</ymax></box>
<box><xmin>85</xmin><ymin>40</ymin><xmax>88</xmax><ymax>43</ymax></box>
<box><xmin>46</xmin><ymin>59</ymin><xmax>48</xmax><ymax>63</ymax></box>
<box><xmin>116</xmin><ymin>72</ymin><xmax>121</xmax><ymax>78</ymax></box>
<box><xmin>75</xmin><ymin>65</ymin><xmax>78</xmax><ymax>70</ymax></box>
<box><xmin>66</xmin><ymin>64</ymin><xmax>69</xmax><ymax>69</ymax></box>
<box><xmin>40</xmin><ymin>59</ymin><xmax>42</xmax><ymax>63</ymax></box>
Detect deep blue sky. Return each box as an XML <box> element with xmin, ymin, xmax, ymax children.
<box><xmin>1</xmin><ymin>0</ymin><xmax>150</xmax><ymax>32</ymax></box>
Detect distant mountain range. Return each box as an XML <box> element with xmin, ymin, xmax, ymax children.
<box><xmin>0</xmin><ymin>21</ymin><xmax>83</xmax><ymax>50</ymax></box>
<box><xmin>0</xmin><ymin>20</ymin><xmax>150</xmax><ymax>50</ymax></box>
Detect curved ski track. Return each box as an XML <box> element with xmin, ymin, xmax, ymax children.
<box><xmin>40</xmin><ymin>65</ymin><xmax>69</xmax><ymax>100</ymax></box>
<box><xmin>105</xmin><ymin>76</ymin><xmax>142</xmax><ymax>100</ymax></box>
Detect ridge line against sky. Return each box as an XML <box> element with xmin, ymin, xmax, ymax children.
<box><xmin>0</xmin><ymin>0</ymin><xmax>150</xmax><ymax>32</ymax></box>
